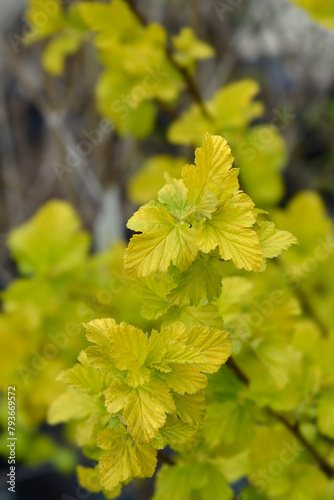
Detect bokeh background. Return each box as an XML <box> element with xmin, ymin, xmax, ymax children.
<box><xmin>0</xmin><ymin>0</ymin><xmax>334</xmax><ymax>499</ymax></box>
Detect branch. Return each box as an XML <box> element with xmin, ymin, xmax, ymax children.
<box><xmin>157</xmin><ymin>450</ymin><xmax>175</xmax><ymax>466</ymax></box>
<box><xmin>273</xmin><ymin>259</ymin><xmax>328</xmax><ymax>338</ymax></box>
<box><xmin>123</xmin><ymin>0</ymin><xmax>213</xmax><ymax>120</ymax></box>
<box><xmin>226</xmin><ymin>357</ymin><xmax>249</xmax><ymax>385</ymax></box>
<box><xmin>293</xmin><ymin>287</ymin><xmax>328</xmax><ymax>338</ymax></box>
<box><xmin>123</xmin><ymin>0</ymin><xmax>148</xmax><ymax>26</ymax></box>
<box><xmin>267</xmin><ymin>407</ymin><xmax>334</xmax><ymax>477</ymax></box>
<box><xmin>227</xmin><ymin>357</ymin><xmax>334</xmax><ymax>477</ymax></box>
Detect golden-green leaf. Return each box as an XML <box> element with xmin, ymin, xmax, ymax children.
<box><xmin>182</xmin><ymin>134</ymin><xmax>236</xmax><ymax>202</ymax></box>
<box><xmin>98</xmin><ymin>433</ymin><xmax>157</xmax><ymax>491</ymax></box>
<box><xmin>56</xmin><ymin>360</ymin><xmax>109</xmax><ymax>395</ymax></box>
<box><xmin>107</xmin><ymin>322</ymin><xmax>151</xmax><ymax>386</ymax></box>
<box><xmin>125</xmin><ymin>205</ymin><xmax>197</xmax><ymax>277</ymax></box>
<box><xmin>105</xmin><ymin>379</ymin><xmax>175</xmax><ymax>443</ymax></box>
<box><xmin>7</xmin><ymin>200</ymin><xmax>90</xmax><ymax>276</ymax></box>
<box><xmin>183</xmin><ymin>326</ymin><xmax>232</xmax><ymax>374</ymax></box>
<box><xmin>47</xmin><ymin>389</ymin><xmax>104</xmax><ymax>425</ymax></box>
<box><xmin>173</xmin><ymin>391</ymin><xmax>206</xmax><ymax>426</ymax></box>
<box><xmin>158</xmin><ymin>364</ymin><xmax>208</xmax><ymax>395</ymax></box>
<box><xmin>196</xmin><ymin>197</ymin><xmax>262</xmax><ymax>271</ymax></box>
<box><xmin>158</xmin><ymin>179</ymin><xmax>191</xmax><ymax>219</ymax></box>
<box><xmin>134</xmin><ymin>273</ymin><xmax>174</xmax><ymax>320</ymax></box>
<box><xmin>172</xmin><ymin>27</ymin><xmax>215</xmax><ymax>71</ymax></box>
<box><xmin>257</xmin><ymin>221</ymin><xmax>297</xmax><ymax>259</ymax></box>
<box><xmin>167</xmin><ymin>256</ymin><xmax>223</xmax><ymax>306</ymax></box>
<box><xmin>168</xmin><ymin>79</ymin><xmax>263</xmax><ymax>146</ymax></box>
<box><xmin>152</xmin><ymin>414</ymin><xmax>198</xmax><ymax>449</ymax></box>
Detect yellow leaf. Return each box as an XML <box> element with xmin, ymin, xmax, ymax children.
<box><xmin>258</xmin><ymin>221</ymin><xmax>298</xmax><ymax>259</ymax></box>
<box><xmin>84</xmin><ymin>318</ymin><xmax>117</xmax><ymax>346</ymax></box>
<box><xmin>105</xmin><ymin>381</ymin><xmax>132</xmax><ymax>414</ymax></box>
<box><xmin>125</xmin><ymin>212</ymin><xmax>197</xmax><ymax>277</ymax></box>
<box><xmin>181</xmin><ymin>134</ymin><xmax>236</xmax><ymax>215</ymax></box>
<box><xmin>235</xmin><ymin>125</ymin><xmax>286</xmax><ymax>207</ymax></box>
<box><xmin>47</xmin><ymin>389</ymin><xmax>104</xmax><ymax>424</ymax></box>
<box><xmin>8</xmin><ymin>200</ymin><xmax>90</xmax><ymax>276</ymax></box>
<box><xmin>77</xmin><ymin>466</ymin><xmax>103</xmax><ymax>493</ymax></box>
<box><xmin>172</xmin><ymin>27</ymin><xmax>215</xmax><ymax>71</ymax></box>
<box><xmin>98</xmin><ymin>434</ymin><xmax>157</xmax><ymax>491</ymax></box>
<box><xmin>165</xmin><ymin>304</ymin><xmax>224</xmax><ymax>330</ymax></box>
<box><xmin>184</xmin><ymin>326</ymin><xmax>232</xmax><ymax>374</ymax></box>
<box><xmin>172</xmin><ymin>27</ymin><xmax>214</xmax><ymax>60</ymax></box>
<box><xmin>173</xmin><ymin>391</ymin><xmax>206</xmax><ymax>425</ymax></box>
<box><xmin>153</xmin><ymin>415</ymin><xmax>198</xmax><ymax>449</ymax></box>
<box><xmin>168</xmin><ymin>79</ymin><xmax>263</xmax><ymax>146</ymax></box>
<box><xmin>158</xmin><ymin>364</ymin><xmax>208</xmax><ymax>394</ymax></box>
<box><xmin>42</xmin><ymin>33</ymin><xmax>83</xmax><ymax>76</ymax></box>
<box><xmin>134</xmin><ymin>273</ymin><xmax>174</xmax><ymax>320</ymax></box>
<box><xmin>127</xmin><ymin>203</ymin><xmax>177</xmax><ymax>233</ymax></box>
<box><xmin>105</xmin><ymin>378</ymin><xmax>175</xmax><ymax>443</ymax></box>
<box><xmin>158</xmin><ymin>179</ymin><xmax>191</xmax><ymax>219</ymax></box>
<box><xmin>196</xmin><ymin>197</ymin><xmax>262</xmax><ymax>271</ymax></box>
<box><xmin>108</xmin><ymin>322</ymin><xmax>151</xmax><ymax>386</ymax></box>
<box><xmin>25</xmin><ymin>0</ymin><xmax>65</xmax><ymax>44</ymax></box>
<box><xmin>216</xmin><ymin>276</ymin><xmax>253</xmax><ymax>322</ymax></box>
<box><xmin>126</xmin><ymin>380</ymin><xmax>175</xmax><ymax>443</ymax></box>
<box><xmin>56</xmin><ymin>361</ymin><xmax>108</xmax><ymax>395</ymax></box>
<box><xmin>77</xmin><ymin>465</ymin><xmax>122</xmax><ymax>498</ymax></box>
<box><xmin>79</xmin><ymin>0</ymin><xmax>140</xmax><ymax>37</ymax></box>
<box><xmin>167</xmin><ymin>256</ymin><xmax>223</xmax><ymax>306</ymax></box>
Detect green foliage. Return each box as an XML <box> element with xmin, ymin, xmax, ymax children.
<box><xmin>127</xmin><ymin>80</ymin><xmax>288</xmax><ymax>208</ymax></box>
<box><xmin>49</xmin><ymin>136</ymin><xmax>311</xmax><ymax>499</ymax></box>
<box><xmin>25</xmin><ymin>0</ymin><xmax>65</xmax><ymax>43</ymax></box>
<box><xmin>26</xmin><ymin>0</ymin><xmax>212</xmax><ymax>137</ymax></box>
<box><xmin>25</xmin><ymin>0</ymin><xmax>288</xmax><ymax>208</ymax></box>
<box><xmin>168</xmin><ymin>79</ymin><xmax>264</xmax><ymax>146</ymax></box>
<box><xmin>234</xmin><ymin>125</ymin><xmax>286</xmax><ymax>207</ymax></box>
<box><xmin>128</xmin><ymin>155</ymin><xmax>187</xmax><ymax>206</ymax></box>
<box><xmin>124</xmin><ymin>134</ymin><xmax>296</xmax><ymax>278</ymax></box>
<box><xmin>8</xmin><ymin>200</ymin><xmax>90</xmax><ymax>276</ymax></box>
<box><xmin>25</xmin><ymin>2</ymin><xmax>88</xmax><ymax>75</ymax></box>
<box><xmin>16</xmin><ymin>2</ymin><xmax>334</xmax><ymax>499</ymax></box>
<box><xmin>0</xmin><ymin>200</ymin><xmax>152</xmax><ymax>465</ymax></box>
<box><xmin>49</xmin><ymin>315</ymin><xmax>231</xmax><ymax>493</ymax></box>
<box><xmin>171</xmin><ymin>27</ymin><xmax>215</xmax><ymax>72</ymax></box>
<box><xmin>167</xmin><ymin>79</ymin><xmax>288</xmax><ymax>208</ymax></box>
<box><xmin>153</xmin><ymin>462</ymin><xmax>233</xmax><ymax>500</ymax></box>
<box><xmin>79</xmin><ymin>0</ymin><xmax>184</xmax><ymax>137</ymax></box>
<box><xmin>272</xmin><ymin>191</ymin><xmax>334</xmax><ymax>331</ymax></box>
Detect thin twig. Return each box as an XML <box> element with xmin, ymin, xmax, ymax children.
<box><xmin>157</xmin><ymin>450</ymin><xmax>175</xmax><ymax>466</ymax></box>
<box><xmin>123</xmin><ymin>0</ymin><xmax>212</xmax><ymax>120</ymax></box>
<box><xmin>124</xmin><ymin>0</ymin><xmax>148</xmax><ymax>25</ymax></box>
<box><xmin>226</xmin><ymin>357</ymin><xmax>249</xmax><ymax>385</ymax></box>
<box><xmin>267</xmin><ymin>407</ymin><xmax>334</xmax><ymax>477</ymax></box>
<box><xmin>293</xmin><ymin>287</ymin><xmax>328</xmax><ymax>337</ymax></box>
<box><xmin>227</xmin><ymin>357</ymin><xmax>334</xmax><ymax>477</ymax></box>
<box><xmin>272</xmin><ymin>259</ymin><xmax>328</xmax><ymax>338</ymax></box>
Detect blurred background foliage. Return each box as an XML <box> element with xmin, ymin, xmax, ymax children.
<box><xmin>0</xmin><ymin>0</ymin><xmax>334</xmax><ymax>499</ymax></box>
